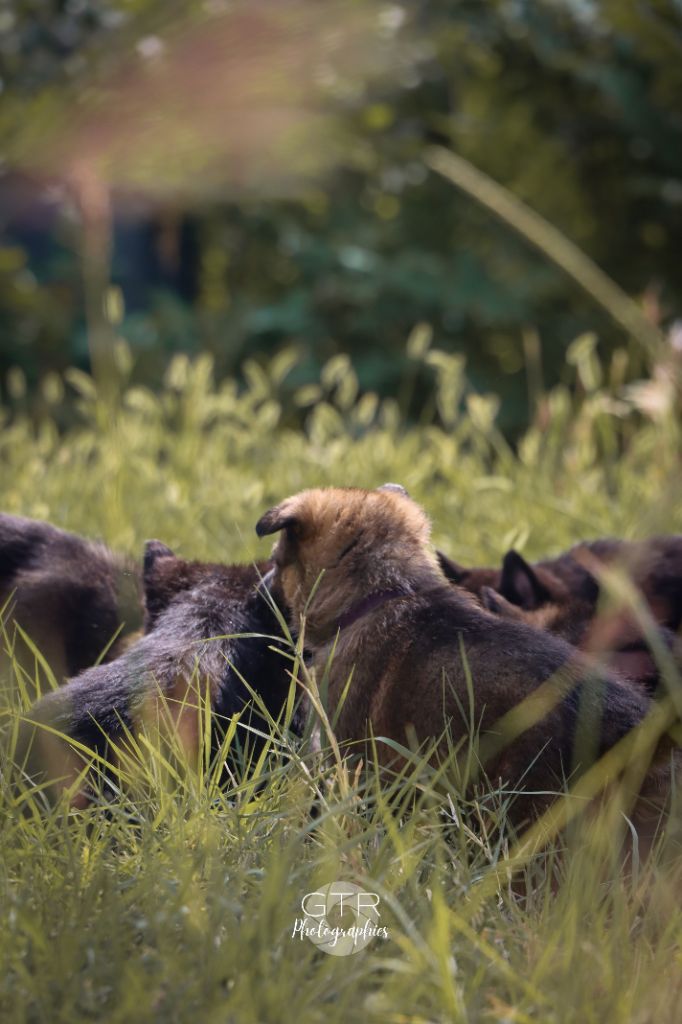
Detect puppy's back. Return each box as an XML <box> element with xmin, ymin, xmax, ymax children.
<box><xmin>342</xmin><ymin>583</ymin><xmax>660</xmax><ymax>822</ymax></box>
<box><xmin>0</xmin><ymin>513</ymin><xmax>142</xmax><ymax>685</ymax></box>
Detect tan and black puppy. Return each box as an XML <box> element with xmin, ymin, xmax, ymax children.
<box><xmin>0</xmin><ymin>513</ymin><xmax>143</xmax><ymax>688</ymax></box>
<box><xmin>440</xmin><ymin>537</ymin><xmax>682</xmax><ymax>627</ymax></box>
<box><xmin>440</xmin><ymin>538</ymin><xmax>682</xmax><ymax>693</ymax></box>
<box><xmin>439</xmin><ymin>542</ymin><xmax>617</xmax><ymax>614</ymax></box>
<box><xmin>256</xmin><ymin>486</ymin><xmax>672</xmax><ymax>829</ymax></box>
<box><xmin>19</xmin><ymin>543</ymin><xmax>303</xmax><ymax>805</ymax></box>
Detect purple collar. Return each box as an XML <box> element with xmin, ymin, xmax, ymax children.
<box><xmin>335</xmin><ymin>588</ymin><xmax>408</xmax><ymax>632</ymax></box>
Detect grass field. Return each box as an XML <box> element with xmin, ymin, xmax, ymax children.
<box><xmin>1</xmin><ymin>342</ymin><xmax>681</xmax><ymax>1023</ymax></box>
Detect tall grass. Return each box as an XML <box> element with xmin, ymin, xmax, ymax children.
<box><xmin>0</xmin><ymin>341</ymin><xmax>681</xmax><ymax>1023</ymax></box>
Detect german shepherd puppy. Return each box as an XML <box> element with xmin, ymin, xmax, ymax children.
<box><xmin>0</xmin><ymin>513</ymin><xmax>143</xmax><ymax>688</ymax></box>
<box><xmin>256</xmin><ymin>486</ymin><xmax>673</xmax><ymax>830</ymax></box>
<box><xmin>19</xmin><ymin>542</ymin><xmax>302</xmax><ymax>805</ymax></box>
<box><xmin>447</xmin><ymin>540</ymin><xmax>682</xmax><ymax>693</ymax></box>
<box><xmin>440</xmin><ymin>537</ymin><xmax>682</xmax><ymax>629</ymax></box>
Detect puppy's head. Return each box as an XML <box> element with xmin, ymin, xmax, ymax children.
<box><xmin>142</xmin><ymin>540</ymin><xmax>216</xmax><ymax>630</ymax></box>
<box><xmin>480</xmin><ymin>580</ymin><xmax>593</xmax><ymax>647</ymax></box>
<box><xmin>255</xmin><ymin>485</ymin><xmax>435</xmax><ymax>628</ymax></box>
<box><xmin>143</xmin><ymin>541</ymin><xmax>274</xmax><ymax>631</ymax></box>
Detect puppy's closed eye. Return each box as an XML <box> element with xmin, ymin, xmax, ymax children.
<box><xmin>334</xmin><ymin>534</ymin><xmax>362</xmax><ymax>565</ymax></box>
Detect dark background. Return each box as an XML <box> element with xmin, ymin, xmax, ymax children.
<box><xmin>1</xmin><ymin>1</ymin><xmax>680</xmax><ymax>435</ymax></box>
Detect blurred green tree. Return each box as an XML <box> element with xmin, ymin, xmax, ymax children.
<box><xmin>1</xmin><ymin>0</ymin><xmax>680</xmax><ymax>434</ymax></box>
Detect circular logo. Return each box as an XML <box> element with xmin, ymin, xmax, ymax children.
<box><xmin>297</xmin><ymin>881</ymin><xmax>383</xmax><ymax>956</ymax></box>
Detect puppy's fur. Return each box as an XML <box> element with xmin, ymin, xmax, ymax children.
<box><xmin>0</xmin><ymin>514</ymin><xmax>143</xmax><ymax>687</ymax></box>
<box><xmin>20</xmin><ymin>544</ymin><xmax>302</xmax><ymax>803</ymax></box>
<box><xmin>257</xmin><ymin>487</ymin><xmax>673</xmax><ymax>829</ymax></box>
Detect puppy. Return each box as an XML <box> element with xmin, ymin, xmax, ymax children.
<box><xmin>440</xmin><ymin>539</ymin><xmax>682</xmax><ymax>693</ymax></box>
<box><xmin>0</xmin><ymin>513</ymin><xmax>143</xmax><ymax>689</ymax></box>
<box><xmin>19</xmin><ymin>543</ymin><xmax>303</xmax><ymax>804</ymax></box>
<box><xmin>256</xmin><ymin>486</ymin><xmax>674</xmax><ymax>830</ymax></box>
<box><xmin>442</xmin><ymin>537</ymin><xmax>682</xmax><ymax>626</ymax></box>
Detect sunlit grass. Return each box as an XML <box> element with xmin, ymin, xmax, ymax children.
<box><xmin>0</xmin><ymin>345</ymin><xmax>681</xmax><ymax>1022</ymax></box>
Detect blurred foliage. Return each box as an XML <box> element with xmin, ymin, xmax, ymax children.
<box><xmin>1</xmin><ymin>1</ymin><xmax>681</xmax><ymax>434</ymax></box>
<box><xmin>1</xmin><ymin>339</ymin><xmax>680</xmax><ymax>560</ymax></box>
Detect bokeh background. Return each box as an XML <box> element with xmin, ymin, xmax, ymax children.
<box><xmin>1</xmin><ymin>0</ymin><xmax>681</xmax><ymax>436</ymax></box>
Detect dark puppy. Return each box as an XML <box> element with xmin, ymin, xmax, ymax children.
<box><xmin>441</xmin><ymin>537</ymin><xmax>682</xmax><ymax>625</ymax></box>
<box><xmin>0</xmin><ymin>513</ymin><xmax>143</xmax><ymax>687</ymax></box>
<box><xmin>440</xmin><ymin>538</ymin><xmax>682</xmax><ymax>693</ymax></box>
<box><xmin>257</xmin><ymin>487</ymin><xmax>673</xmax><ymax>832</ymax></box>
<box><xmin>20</xmin><ymin>544</ymin><xmax>302</xmax><ymax>804</ymax></box>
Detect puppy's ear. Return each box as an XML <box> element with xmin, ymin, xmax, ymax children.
<box><xmin>142</xmin><ymin>539</ymin><xmax>178</xmax><ymax>630</ymax></box>
<box><xmin>377</xmin><ymin>482</ymin><xmax>409</xmax><ymax>497</ymax></box>
<box><xmin>499</xmin><ymin>550</ymin><xmax>549</xmax><ymax>610</ymax></box>
<box><xmin>436</xmin><ymin>550</ymin><xmax>468</xmax><ymax>584</ymax></box>
<box><xmin>143</xmin><ymin>539</ymin><xmax>175</xmax><ymax>577</ymax></box>
<box><xmin>481</xmin><ymin>585</ymin><xmax>522</xmax><ymax>620</ymax></box>
<box><xmin>255</xmin><ymin>505</ymin><xmax>299</xmax><ymax>538</ymax></box>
